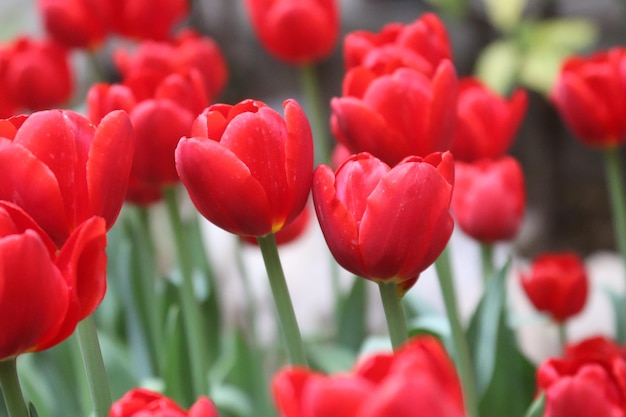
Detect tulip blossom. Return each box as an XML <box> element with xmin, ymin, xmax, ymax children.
<box><xmin>450</xmin><ymin>77</ymin><xmax>527</xmax><ymax>162</ymax></box>
<box><xmin>451</xmin><ymin>157</ymin><xmax>525</xmax><ymax>243</ymax></box>
<box><xmin>537</xmin><ymin>336</ymin><xmax>626</xmax><ymax>417</ymax></box>
<box><xmin>0</xmin><ymin>36</ymin><xmax>72</xmax><ymax>111</ymax></box>
<box><xmin>110</xmin><ymin>388</ymin><xmax>218</xmax><ymax>417</ymax></box>
<box><xmin>312</xmin><ymin>152</ymin><xmax>454</xmax><ymax>288</ymax></box>
<box><xmin>0</xmin><ymin>109</ymin><xmax>134</xmax><ymax>246</ymax></box>
<box><xmin>109</xmin><ymin>0</ymin><xmax>189</xmax><ymax>41</ymax></box>
<box><xmin>520</xmin><ymin>252</ymin><xmax>589</xmax><ymax>323</ymax></box>
<box><xmin>176</xmin><ymin>99</ymin><xmax>313</xmax><ymax>237</ymax></box>
<box><xmin>331</xmin><ymin>62</ymin><xmax>457</xmax><ymax>166</ymax></box>
<box><xmin>343</xmin><ymin>12</ymin><xmax>452</xmax><ymax>76</ymax></box>
<box><xmin>244</xmin><ymin>0</ymin><xmax>339</xmax><ymax>65</ymax></box>
<box><xmin>0</xmin><ymin>201</ymin><xmax>107</xmax><ymax>360</ymax></box>
<box><xmin>38</xmin><ymin>0</ymin><xmax>112</xmax><ymax>48</ymax></box>
<box><xmin>273</xmin><ymin>336</ymin><xmax>466</xmax><ymax>417</ymax></box>
<box><xmin>551</xmin><ymin>47</ymin><xmax>626</xmax><ymax>148</ymax></box>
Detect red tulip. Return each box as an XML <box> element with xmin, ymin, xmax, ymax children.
<box><xmin>520</xmin><ymin>252</ymin><xmax>588</xmax><ymax>322</ymax></box>
<box><xmin>38</xmin><ymin>0</ymin><xmax>112</xmax><ymax>48</ymax></box>
<box><xmin>244</xmin><ymin>0</ymin><xmax>340</xmax><ymax>65</ymax></box>
<box><xmin>312</xmin><ymin>151</ymin><xmax>453</xmax><ymax>287</ymax></box>
<box><xmin>109</xmin><ymin>0</ymin><xmax>189</xmax><ymax>41</ymax></box>
<box><xmin>537</xmin><ymin>336</ymin><xmax>626</xmax><ymax>417</ymax></box>
<box><xmin>451</xmin><ymin>156</ymin><xmax>525</xmax><ymax>243</ymax></box>
<box><xmin>551</xmin><ymin>47</ymin><xmax>626</xmax><ymax>148</ymax></box>
<box><xmin>331</xmin><ymin>62</ymin><xmax>457</xmax><ymax>166</ymax></box>
<box><xmin>0</xmin><ymin>109</ymin><xmax>134</xmax><ymax>246</ymax></box>
<box><xmin>273</xmin><ymin>336</ymin><xmax>466</xmax><ymax>417</ymax></box>
<box><xmin>344</xmin><ymin>12</ymin><xmax>452</xmax><ymax>77</ymax></box>
<box><xmin>242</xmin><ymin>203</ymin><xmax>312</xmax><ymax>246</ymax></box>
<box><xmin>176</xmin><ymin>99</ymin><xmax>313</xmax><ymax>237</ymax></box>
<box><xmin>0</xmin><ymin>201</ymin><xmax>107</xmax><ymax>360</ymax></box>
<box><xmin>450</xmin><ymin>77</ymin><xmax>527</xmax><ymax>162</ymax></box>
<box><xmin>0</xmin><ymin>36</ymin><xmax>72</xmax><ymax>111</ymax></box>
<box><xmin>110</xmin><ymin>388</ymin><xmax>219</xmax><ymax>417</ymax></box>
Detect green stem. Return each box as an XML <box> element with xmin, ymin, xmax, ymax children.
<box><xmin>0</xmin><ymin>359</ymin><xmax>28</xmax><ymax>417</ymax></box>
<box><xmin>557</xmin><ymin>322</ymin><xmax>567</xmax><ymax>354</ymax></box>
<box><xmin>604</xmin><ymin>148</ymin><xmax>626</xmax><ymax>288</ymax></box>
<box><xmin>77</xmin><ymin>316</ymin><xmax>112</xmax><ymax>417</ymax></box>
<box><xmin>480</xmin><ymin>243</ymin><xmax>494</xmax><ymax>283</ymax></box>
<box><xmin>378</xmin><ymin>281</ymin><xmax>408</xmax><ymax>350</ymax></box>
<box><xmin>256</xmin><ymin>233</ymin><xmax>307</xmax><ymax>366</ymax></box>
<box><xmin>435</xmin><ymin>247</ymin><xmax>479</xmax><ymax>417</ymax></box>
<box><xmin>163</xmin><ymin>187</ymin><xmax>209</xmax><ymax>396</ymax></box>
<box><xmin>300</xmin><ymin>64</ymin><xmax>330</xmax><ymax>165</ymax></box>
<box><xmin>234</xmin><ymin>238</ymin><xmax>260</xmax><ymax>346</ymax></box>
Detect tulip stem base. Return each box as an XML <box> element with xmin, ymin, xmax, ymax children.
<box><xmin>0</xmin><ymin>359</ymin><xmax>28</xmax><ymax>417</ymax></box>
<box><xmin>604</xmin><ymin>148</ymin><xmax>626</xmax><ymax>291</ymax></box>
<box><xmin>557</xmin><ymin>322</ymin><xmax>567</xmax><ymax>354</ymax></box>
<box><xmin>257</xmin><ymin>233</ymin><xmax>308</xmax><ymax>366</ymax></box>
<box><xmin>164</xmin><ymin>186</ymin><xmax>209</xmax><ymax>396</ymax></box>
<box><xmin>300</xmin><ymin>64</ymin><xmax>329</xmax><ymax>165</ymax></box>
<box><xmin>77</xmin><ymin>316</ymin><xmax>112</xmax><ymax>417</ymax></box>
<box><xmin>378</xmin><ymin>281</ymin><xmax>408</xmax><ymax>350</ymax></box>
<box><xmin>480</xmin><ymin>243</ymin><xmax>494</xmax><ymax>283</ymax></box>
<box><xmin>435</xmin><ymin>247</ymin><xmax>479</xmax><ymax>417</ymax></box>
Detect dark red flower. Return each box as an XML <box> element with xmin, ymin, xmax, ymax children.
<box><xmin>451</xmin><ymin>156</ymin><xmax>525</xmax><ymax>243</ymax></box>
<box><xmin>537</xmin><ymin>336</ymin><xmax>626</xmax><ymax>417</ymax></box>
<box><xmin>0</xmin><ymin>201</ymin><xmax>107</xmax><ymax>360</ymax></box>
<box><xmin>520</xmin><ymin>252</ymin><xmax>589</xmax><ymax>322</ymax></box>
<box><xmin>312</xmin><ymin>151</ymin><xmax>453</xmax><ymax>287</ymax></box>
<box><xmin>450</xmin><ymin>77</ymin><xmax>527</xmax><ymax>162</ymax></box>
<box><xmin>0</xmin><ymin>109</ymin><xmax>134</xmax><ymax>246</ymax></box>
<box><xmin>244</xmin><ymin>0</ymin><xmax>339</xmax><ymax>65</ymax></box>
<box><xmin>551</xmin><ymin>47</ymin><xmax>626</xmax><ymax>148</ymax></box>
<box><xmin>110</xmin><ymin>388</ymin><xmax>219</xmax><ymax>417</ymax></box>
<box><xmin>176</xmin><ymin>99</ymin><xmax>313</xmax><ymax>237</ymax></box>
<box><xmin>343</xmin><ymin>12</ymin><xmax>452</xmax><ymax>77</ymax></box>
<box><xmin>331</xmin><ymin>62</ymin><xmax>457</xmax><ymax>166</ymax></box>
<box><xmin>273</xmin><ymin>336</ymin><xmax>466</xmax><ymax>417</ymax></box>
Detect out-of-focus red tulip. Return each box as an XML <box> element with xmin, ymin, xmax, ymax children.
<box><xmin>244</xmin><ymin>0</ymin><xmax>339</xmax><ymax>65</ymax></box>
<box><xmin>114</xmin><ymin>30</ymin><xmax>227</xmax><ymax>104</ymax></box>
<box><xmin>0</xmin><ymin>36</ymin><xmax>72</xmax><ymax>111</ymax></box>
<box><xmin>451</xmin><ymin>157</ymin><xmax>525</xmax><ymax>243</ymax></box>
<box><xmin>38</xmin><ymin>0</ymin><xmax>112</xmax><ymax>48</ymax></box>
<box><xmin>110</xmin><ymin>388</ymin><xmax>219</xmax><ymax>417</ymax></box>
<box><xmin>109</xmin><ymin>0</ymin><xmax>189</xmax><ymax>41</ymax></box>
<box><xmin>331</xmin><ymin>62</ymin><xmax>457</xmax><ymax>166</ymax></box>
<box><xmin>520</xmin><ymin>252</ymin><xmax>589</xmax><ymax>323</ymax></box>
<box><xmin>344</xmin><ymin>12</ymin><xmax>452</xmax><ymax>77</ymax></box>
<box><xmin>0</xmin><ymin>201</ymin><xmax>107</xmax><ymax>360</ymax></box>
<box><xmin>273</xmin><ymin>336</ymin><xmax>466</xmax><ymax>417</ymax></box>
<box><xmin>0</xmin><ymin>109</ymin><xmax>133</xmax><ymax>246</ymax></box>
<box><xmin>551</xmin><ymin>47</ymin><xmax>626</xmax><ymax>148</ymax></box>
<box><xmin>312</xmin><ymin>151</ymin><xmax>454</xmax><ymax>289</ymax></box>
<box><xmin>450</xmin><ymin>77</ymin><xmax>527</xmax><ymax>162</ymax></box>
<box><xmin>176</xmin><ymin>99</ymin><xmax>313</xmax><ymax>237</ymax></box>
<box><xmin>537</xmin><ymin>336</ymin><xmax>626</xmax><ymax>417</ymax></box>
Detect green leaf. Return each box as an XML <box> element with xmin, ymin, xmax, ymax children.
<box><xmin>605</xmin><ymin>287</ymin><xmax>626</xmax><ymax>343</ymax></box>
<box><xmin>336</xmin><ymin>277</ymin><xmax>367</xmax><ymax>352</ymax></box>
<box><xmin>210</xmin><ymin>385</ymin><xmax>254</xmax><ymax>417</ymax></box>
<box><xmin>474</xmin><ymin>40</ymin><xmax>523</xmax><ymax>95</ymax></box>
<box><xmin>482</xmin><ymin>0</ymin><xmax>526</xmax><ymax>32</ymax></box>
<box><xmin>523</xmin><ymin>392</ymin><xmax>546</xmax><ymax>417</ymax></box>
<box><xmin>307</xmin><ymin>344</ymin><xmax>357</xmax><ymax>374</ymax></box>
<box><xmin>408</xmin><ymin>314</ymin><xmax>452</xmax><ymax>349</ymax></box>
<box><xmin>162</xmin><ymin>306</ymin><xmax>194</xmax><ymax>407</ymax></box>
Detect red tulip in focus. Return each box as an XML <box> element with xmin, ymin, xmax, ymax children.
<box><xmin>0</xmin><ymin>36</ymin><xmax>72</xmax><ymax>111</ymax></box>
<box><xmin>38</xmin><ymin>0</ymin><xmax>112</xmax><ymax>48</ymax></box>
<box><xmin>520</xmin><ymin>252</ymin><xmax>589</xmax><ymax>323</ymax></box>
<box><xmin>273</xmin><ymin>336</ymin><xmax>466</xmax><ymax>417</ymax></box>
<box><xmin>537</xmin><ymin>336</ymin><xmax>626</xmax><ymax>417</ymax></box>
<box><xmin>450</xmin><ymin>77</ymin><xmax>527</xmax><ymax>162</ymax></box>
<box><xmin>242</xmin><ymin>204</ymin><xmax>312</xmax><ymax>246</ymax></box>
<box><xmin>551</xmin><ymin>47</ymin><xmax>626</xmax><ymax>148</ymax></box>
<box><xmin>451</xmin><ymin>157</ymin><xmax>525</xmax><ymax>243</ymax></box>
<box><xmin>0</xmin><ymin>201</ymin><xmax>107</xmax><ymax>360</ymax></box>
<box><xmin>109</xmin><ymin>0</ymin><xmax>189</xmax><ymax>41</ymax></box>
<box><xmin>312</xmin><ymin>152</ymin><xmax>454</xmax><ymax>289</ymax></box>
<box><xmin>331</xmin><ymin>62</ymin><xmax>457</xmax><ymax>166</ymax></box>
<box><xmin>0</xmin><ymin>109</ymin><xmax>134</xmax><ymax>246</ymax></box>
<box><xmin>110</xmin><ymin>388</ymin><xmax>219</xmax><ymax>417</ymax></box>
<box><xmin>176</xmin><ymin>99</ymin><xmax>314</xmax><ymax>237</ymax></box>
<box><xmin>244</xmin><ymin>0</ymin><xmax>339</xmax><ymax>65</ymax></box>
<box><xmin>343</xmin><ymin>12</ymin><xmax>452</xmax><ymax>77</ymax></box>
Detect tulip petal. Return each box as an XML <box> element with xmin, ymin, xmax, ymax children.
<box><xmin>302</xmin><ymin>376</ymin><xmax>374</xmax><ymax>417</ymax></box>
